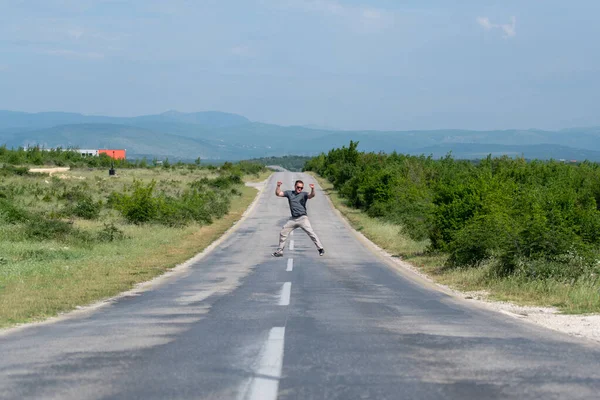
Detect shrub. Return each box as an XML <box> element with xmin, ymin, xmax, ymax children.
<box><xmin>109</xmin><ymin>180</ymin><xmax>160</xmax><ymax>224</ymax></box>
<box><xmin>72</xmin><ymin>197</ymin><xmax>102</xmax><ymax>220</ymax></box>
<box><xmin>209</xmin><ymin>174</ymin><xmax>241</xmax><ymax>189</ymax></box>
<box><xmin>0</xmin><ymin>198</ymin><xmax>30</xmax><ymax>223</ymax></box>
<box><xmin>305</xmin><ymin>143</ymin><xmax>600</xmax><ymax>282</ymax></box>
<box><xmin>60</xmin><ymin>185</ymin><xmax>90</xmax><ymax>202</ymax></box>
<box><xmin>209</xmin><ymin>176</ymin><xmax>231</xmax><ymax>189</ymax></box>
<box><xmin>155</xmin><ymin>189</ymin><xmax>231</xmax><ymax>226</ymax></box>
<box><xmin>189</xmin><ymin>177</ymin><xmax>211</xmax><ymax>190</ymax></box>
<box><xmin>109</xmin><ymin>178</ymin><xmax>233</xmax><ymax>226</ymax></box>
<box><xmin>236</xmin><ymin>160</ymin><xmax>265</xmax><ymax>176</ymax></box>
<box><xmin>446</xmin><ymin>213</ymin><xmax>514</xmax><ymax>268</ymax></box>
<box><xmin>491</xmin><ymin>249</ymin><xmax>599</xmax><ymax>282</ymax></box>
<box><xmin>97</xmin><ymin>223</ymin><xmax>126</xmax><ymax>242</ymax></box>
<box><xmin>24</xmin><ymin>218</ymin><xmax>74</xmax><ymax>241</ymax></box>
<box><xmin>0</xmin><ymin>165</ymin><xmax>29</xmax><ymax>176</ymax></box>
<box><xmin>429</xmin><ymin>181</ymin><xmax>482</xmax><ymax>251</ymax></box>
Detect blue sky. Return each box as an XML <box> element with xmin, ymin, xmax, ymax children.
<box><xmin>0</xmin><ymin>0</ymin><xmax>599</xmax><ymax>131</ymax></box>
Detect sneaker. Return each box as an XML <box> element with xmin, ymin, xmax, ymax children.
<box><xmin>318</xmin><ymin>248</ymin><xmax>325</xmax><ymax>256</ymax></box>
<box><xmin>272</xmin><ymin>250</ymin><xmax>283</xmax><ymax>257</ymax></box>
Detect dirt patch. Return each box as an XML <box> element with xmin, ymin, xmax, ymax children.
<box><xmin>28</xmin><ymin>167</ymin><xmax>71</xmax><ymax>176</ymax></box>
<box><xmin>482</xmin><ymin>301</ymin><xmax>600</xmax><ymax>342</ymax></box>
<box><xmin>57</xmin><ymin>174</ymin><xmax>85</xmax><ymax>180</ymax></box>
<box><xmin>245</xmin><ymin>180</ymin><xmax>267</xmax><ymax>190</ymax></box>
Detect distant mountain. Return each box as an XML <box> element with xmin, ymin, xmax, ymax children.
<box><xmin>0</xmin><ymin>111</ymin><xmax>96</xmax><ymax>130</ymax></box>
<box><xmin>0</xmin><ymin>110</ymin><xmax>249</xmax><ymax>131</ymax></box>
<box><xmin>150</xmin><ymin>110</ymin><xmax>249</xmax><ymax>127</ymax></box>
<box><xmin>1</xmin><ymin>109</ymin><xmax>600</xmax><ymax>161</ymax></box>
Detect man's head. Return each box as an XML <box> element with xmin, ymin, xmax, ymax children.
<box><xmin>294</xmin><ymin>180</ymin><xmax>304</xmax><ymax>192</ymax></box>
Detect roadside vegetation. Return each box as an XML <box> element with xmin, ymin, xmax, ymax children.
<box><xmin>0</xmin><ymin>146</ymin><xmax>268</xmax><ymax>327</ymax></box>
<box><xmin>305</xmin><ymin>141</ymin><xmax>600</xmax><ymax>313</ymax></box>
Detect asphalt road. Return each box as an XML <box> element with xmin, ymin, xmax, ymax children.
<box><xmin>1</xmin><ymin>171</ymin><xmax>600</xmax><ymax>400</ymax></box>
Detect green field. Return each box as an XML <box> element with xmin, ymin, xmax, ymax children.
<box><xmin>0</xmin><ymin>163</ymin><xmax>269</xmax><ymax>328</ymax></box>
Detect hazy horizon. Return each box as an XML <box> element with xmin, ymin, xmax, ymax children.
<box><xmin>1</xmin><ymin>1</ymin><xmax>599</xmax><ymax>131</ymax></box>
<box><xmin>2</xmin><ymin>108</ymin><xmax>599</xmax><ymax>133</ymax></box>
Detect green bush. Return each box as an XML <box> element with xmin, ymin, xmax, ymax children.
<box><xmin>236</xmin><ymin>160</ymin><xmax>266</xmax><ymax>176</ymax></box>
<box><xmin>60</xmin><ymin>185</ymin><xmax>90</xmax><ymax>202</ymax></box>
<box><xmin>305</xmin><ymin>143</ymin><xmax>600</xmax><ymax>282</ymax></box>
<box><xmin>72</xmin><ymin>197</ymin><xmax>102</xmax><ymax>220</ymax></box>
<box><xmin>446</xmin><ymin>213</ymin><xmax>514</xmax><ymax>268</ymax></box>
<box><xmin>210</xmin><ymin>176</ymin><xmax>234</xmax><ymax>189</ymax></box>
<box><xmin>491</xmin><ymin>250</ymin><xmax>599</xmax><ymax>282</ymax></box>
<box><xmin>0</xmin><ymin>198</ymin><xmax>30</xmax><ymax>223</ymax></box>
<box><xmin>97</xmin><ymin>223</ymin><xmax>126</xmax><ymax>242</ymax></box>
<box><xmin>109</xmin><ymin>180</ymin><xmax>160</xmax><ymax>224</ymax></box>
<box><xmin>209</xmin><ymin>173</ymin><xmax>242</xmax><ymax>189</ymax></box>
<box><xmin>155</xmin><ymin>189</ymin><xmax>231</xmax><ymax>227</ymax></box>
<box><xmin>109</xmin><ymin>177</ymin><xmax>234</xmax><ymax>226</ymax></box>
<box><xmin>24</xmin><ymin>218</ymin><xmax>75</xmax><ymax>241</ymax></box>
<box><xmin>0</xmin><ymin>165</ymin><xmax>29</xmax><ymax>176</ymax></box>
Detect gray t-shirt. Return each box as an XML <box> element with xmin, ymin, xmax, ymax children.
<box><xmin>284</xmin><ymin>190</ymin><xmax>309</xmax><ymax>218</ymax></box>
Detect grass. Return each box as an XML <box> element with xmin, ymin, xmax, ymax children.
<box><xmin>245</xmin><ymin>170</ymin><xmax>272</xmax><ymax>183</ymax></box>
<box><xmin>311</xmin><ymin>173</ymin><xmax>600</xmax><ymax>314</ymax></box>
<box><xmin>0</xmin><ymin>167</ymin><xmax>267</xmax><ymax>328</ymax></box>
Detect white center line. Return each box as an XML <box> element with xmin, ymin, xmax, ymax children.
<box><xmin>289</xmin><ymin>240</ymin><xmax>295</xmax><ymax>251</ymax></box>
<box><xmin>244</xmin><ymin>327</ymin><xmax>286</xmax><ymax>400</ymax></box>
<box><xmin>286</xmin><ymin>258</ymin><xmax>293</xmax><ymax>272</ymax></box>
<box><xmin>279</xmin><ymin>282</ymin><xmax>291</xmax><ymax>306</ymax></box>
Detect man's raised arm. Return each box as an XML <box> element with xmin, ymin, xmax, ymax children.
<box><xmin>275</xmin><ymin>181</ymin><xmax>285</xmax><ymax>197</ymax></box>
<box><xmin>308</xmin><ymin>183</ymin><xmax>316</xmax><ymax>199</ymax></box>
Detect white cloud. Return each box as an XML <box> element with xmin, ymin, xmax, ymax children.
<box><xmin>501</xmin><ymin>16</ymin><xmax>517</xmax><ymax>38</ymax></box>
<box><xmin>476</xmin><ymin>17</ymin><xmax>493</xmax><ymax>30</ymax></box>
<box><xmin>42</xmin><ymin>49</ymin><xmax>105</xmax><ymax>59</ymax></box>
<box><xmin>477</xmin><ymin>16</ymin><xmax>516</xmax><ymax>38</ymax></box>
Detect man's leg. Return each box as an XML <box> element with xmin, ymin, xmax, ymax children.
<box><xmin>298</xmin><ymin>216</ymin><xmax>324</xmax><ymax>250</ymax></box>
<box><xmin>274</xmin><ymin>218</ymin><xmax>296</xmax><ymax>255</ymax></box>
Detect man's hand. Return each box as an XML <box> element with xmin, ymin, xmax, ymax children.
<box><xmin>277</xmin><ymin>181</ymin><xmax>283</xmax><ymax>186</ymax></box>
<box><xmin>309</xmin><ymin>184</ymin><xmax>315</xmax><ymax>190</ymax></box>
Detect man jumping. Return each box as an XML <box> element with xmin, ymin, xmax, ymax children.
<box><xmin>272</xmin><ymin>179</ymin><xmax>325</xmax><ymax>257</ymax></box>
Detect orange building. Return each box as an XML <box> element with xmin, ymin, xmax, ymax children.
<box><xmin>98</xmin><ymin>149</ymin><xmax>126</xmax><ymax>160</ymax></box>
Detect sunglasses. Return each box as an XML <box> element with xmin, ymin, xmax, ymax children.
<box><xmin>296</xmin><ymin>186</ymin><xmax>303</xmax><ymax>189</ymax></box>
